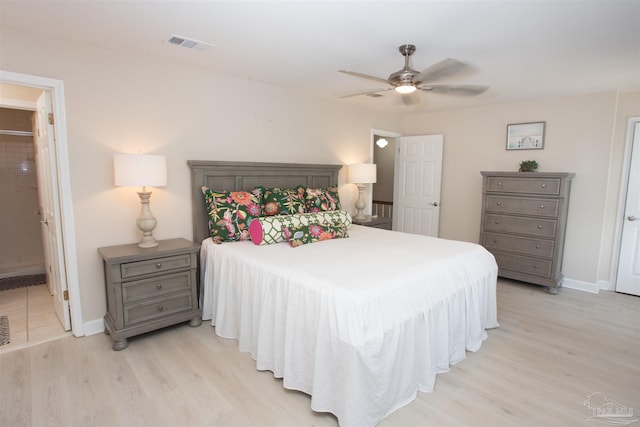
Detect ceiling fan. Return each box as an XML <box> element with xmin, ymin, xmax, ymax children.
<box><xmin>338</xmin><ymin>44</ymin><xmax>489</xmax><ymax>104</ymax></box>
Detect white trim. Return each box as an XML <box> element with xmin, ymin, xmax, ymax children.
<box><xmin>83</xmin><ymin>318</ymin><xmax>106</xmax><ymax>336</ymax></box>
<box><xmin>0</xmin><ymin>70</ymin><xmax>84</xmax><ymax>337</ymax></box>
<box><xmin>562</xmin><ymin>278</ymin><xmax>600</xmax><ymax>294</ymax></box>
<box><xmin>0</xmin><ymin>98</ymin><xmax>37</xmax><ymax>110</ymax></box>
<box><xmin>609</xmin><ymin>116</ymin><xmax>640</xmax><ymax>292</ymax></box>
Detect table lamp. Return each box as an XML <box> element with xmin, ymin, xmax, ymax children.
<box><xmin>114</xmin><ymin>154</ymin><xmax>167</xmax><ymax>248</ymax></box>
<box><xmin>348</xmin><ymin>163</ymin><xmax>377</xmax><ymax>220</ymax></box>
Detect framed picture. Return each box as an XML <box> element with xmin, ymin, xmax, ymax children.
<box><xmin>506</xmin><ymin>122</ymin><xmax>545</xmax><ymax>150</ymax></box>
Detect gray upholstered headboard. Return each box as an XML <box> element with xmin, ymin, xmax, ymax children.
<box><xmin>188</xmin><ymin>160</ymin><xmax>342</xmax><ymax>244</ymax></box>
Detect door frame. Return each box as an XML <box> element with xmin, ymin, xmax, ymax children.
<box><xmin>609</xmin><ymin>116</ymin><xmax>640</xmax><ymax>291</ymax></box>
<box><xmin>0</xmin><ymin>70</ymin><xmax>84</xmax><ymax>336</ymax></box>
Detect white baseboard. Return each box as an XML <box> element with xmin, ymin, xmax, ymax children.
<box><xmin>83</xmin><ymin>318</ymin><xmax>105</xmax><ymax>336</ymax></box>
<box><xmin>562</xmin><ymin>278</ymin><xmax>600</xmax><ymax>294</ymax></box>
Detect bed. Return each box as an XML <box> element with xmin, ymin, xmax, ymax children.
<box><xmin>189</xmin><ymin>160</ymin><xmax>498</xmax><ymax>427</ymax></box>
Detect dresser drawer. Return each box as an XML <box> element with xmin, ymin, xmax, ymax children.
<box><xmin>121</xmin><ymin>253</ymin><xmax>193</xmax><ymax>279</ymax></box>
<box><xmin>484</xmin><ymin>214</ymin><xmax>557</xmax><ymax>238</ymax></box>
<box><xmin>482</xmin><ymin>232</ymin><xmax>554</xmax><ymax>258</ymax></box>
<box><xmin>493</xmin><ymin>252</ymin><xmax>553</xmax><ymax>278</ymax></box>
<box><xmin>122</xmin><ymin>271</ymin><xmax>192</xmax><ymax>304</ymax></box>
<box><xmin>486</xmin><ymin>177</ymin><xmax>561</xmax><ymax>195</ymax></box>
<box><xmin>124</xmin><ymin>292</ymin><xmax>194</xmax><ymax>327</ymax></box>
<box><xmin>485</xmin><ymin>196</ymin><xmax>560</xmax><ymax>218</ymax></box>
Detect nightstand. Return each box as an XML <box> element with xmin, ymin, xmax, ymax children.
<box><xmin>352</xmin><ymin>216</ymin><xmax>393</xmax><ymax>230</ymax></box>
<box><xmin>98</xmin><ymin>238</ymin><xmax>201</xmax><ymax>350</ymax></box>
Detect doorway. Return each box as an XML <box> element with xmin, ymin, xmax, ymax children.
<box><xmin>371</xmin><ymin>129</ymin><xmax>401</xmax><ymax>228</ymax></box>
<box><xmin>0</xmin><ymin>70</ymin><xmax>83</xmax><ymax>339</ymax></box>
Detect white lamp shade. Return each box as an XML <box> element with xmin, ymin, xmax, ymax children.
<box><xmin>348</xmin><ymin>163</ymin><xmax>377</xmax><ymax>184</ymax></box>
<box><xmin>114</xmin><ymin>154</ymin><xmax>167</xmax><ymax>187</ymax></box>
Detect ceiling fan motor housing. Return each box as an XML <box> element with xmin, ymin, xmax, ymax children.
<box><xmin>388</xmin><ymin>44</ymin><xmax>419</xmax><ymax>87</ymax></box>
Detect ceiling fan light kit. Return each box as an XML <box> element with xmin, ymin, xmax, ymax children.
<box><xmin>395</xmin><ymin>84</ymin><xmax>416</xmax><ymax>94</ymax></box>
<box><xmin>339</xmin><ymin>44</ymin><xmax>489</xmax><ymax>103</ymax></box>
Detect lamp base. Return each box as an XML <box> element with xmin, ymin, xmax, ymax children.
<box><xmin>354</xmin><ymin>184</ymin><xmax>367</xmax><ymax>220</ymax></box>
<box><xmin>136</xmin><ymin>191</ymin><xmax>159</xmax><ymax>248</ymax></box>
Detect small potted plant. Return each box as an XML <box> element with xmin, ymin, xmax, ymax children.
<box><xmin>519</xmin><ymin>160</ymin><xmax>538</xmax><ymax>172</ymax></box>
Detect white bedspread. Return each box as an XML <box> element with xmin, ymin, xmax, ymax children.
<box><xmin>200</xmin><ymin>225</ymin><xmax>498</xmax><ymax>426</ymax></box>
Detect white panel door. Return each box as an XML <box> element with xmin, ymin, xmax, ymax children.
<box><xmin>393</xmin><ymin>135</ymin><xmax>443</xmax><ymax>237</ymax></box>
<box><xmin>617</xmin><ymin>121</ymin><xmax>640</xmax><ymax>296</ymax></box>
<box><xmin>34</xmin><ymin>91</ymin><xmax>71</xmax><ymax>330</ymax></box>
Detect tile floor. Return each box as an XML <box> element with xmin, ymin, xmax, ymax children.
<box><xmin>0</xmin><ymin>283</ymin><xmax>68</xmax><ymax>354</ymax></box>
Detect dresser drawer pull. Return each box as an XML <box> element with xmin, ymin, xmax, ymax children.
<box><xmin>533</xmin><ymin>264</ymin><xmax>539</xmax><ymax>269</ymax></box>
<box><xmin>541</xmin><ymin>184</ymin><xmax>547</xmax><ymax>188</ymax></box>
<box><xmin>536</xmin><ymin>244</ymin><xmax>541</xmax><ymax>249</ymax></box>
<box><xmin>493</xmin><ymin>239</ymin><xmax>498</xmax><ymax>243</ymax></box>
<box><xmin>156</xmin><ymin>263</ymin><xmax>162</xmax><ymax>269</ymax></box>
<box><xmin>537</xmin><ymin>225</ymin><xmax>543</xmax><ymax>229</ymax></box>
<box><xmin>540</xmin><ymin>205</ymin><xmax>545</xmax><ymax>209</ymax></box>
<box><xmin>496</xmin><ymin>201</ymin><xmax>502</xmax><ymax>206</ymax></box>
<box><xmin>497</xmin><ymin>182</ymin><xmax>503</xmax><ymax>186</ymax></box>
<box><xmin>157</xmin><ymin>305</ymin><xmax>164</xmax><ymax>312</ymax></box>
<box><xmin>156</xmin><ymin>284</ymin><xmax>162</xmax><ymax>290</ymax></box>
<box><xmin>495</xmin><ymin>220</ymin><xmax>500</xmax><ymax>224</ymax></box>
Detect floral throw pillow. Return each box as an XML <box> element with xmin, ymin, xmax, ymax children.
<box><xmin>284</xmin><ymin>221</ymin><xmax>349</xmax><ymax>247</ymax></box>
<box><xmin>262</xmin><ymin>186</ymin><xmax>306</xmax><ymax>216</ymax></box>
<box><xmin>202</xmin><ymin>187</ymin><xmax>262</xmax><ymax>243</ymax></box>
<box><xmin>304</xmin><ymin>187</ymin><xmax>342</xmax><ymax>213</ymax></box>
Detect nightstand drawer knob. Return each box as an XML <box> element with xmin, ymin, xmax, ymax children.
<box><xmin>496</xmin><ymin>201</ymin><xmax>502</xmax><ymax>206</ymax></box>
<box><xmin>156</xmin><ymin>284</ymin><xmax>162</xmax><ymax>290</ymax></box>
<box><xmin>494</xmin><ymin>220</ymin><xmax>499</xmax><ymax>224</ymax></box>
<box><xmin>540</xmin><ymin>205</ymin><xmax>545</xmax><ymax>209</ymax></box>
<box><xmin>537</xmin><ymin>225</ymin><xmax>543</xmax><ymax>229</ymax></box>
<box><xmin>497</xmin><ymin>182</ymin><xmax>502</xmax><ymax>186</ymax></box>
<box><xmin>156</xmin><ymin>263</ymin><xmax>162</xmax><ymax>269</ymax></box>
<box><xmin>157</xmin><ymin>305</ymin><xmax>164</xmax><ymax>312</ymax></box>
<box><xmin>536</xmin><ymin>244</ymin><xmax>541</xmax><ymax>249</ymax></box>
<box><xmin>541</xmin><ymin>184</ymin><xmax>547</xmax><ymax>188</ymax></box>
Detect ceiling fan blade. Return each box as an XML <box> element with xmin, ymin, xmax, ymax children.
<box><xmin>338</xmin><ymin>70</ymin><xmax>390</xmax><ymax>85</ymax></box>
<box><xmin>338</xmin><ymin>87</ymin><xmax>393</xmax><ymax>99</ymax></box>
<box><xmin>413</xmin><ymin>58</ymin><xmax>468</xmax><ymax>84</ymax></box>
<box><xmin>419</xmin><ymin>84</ymin><xmax>489</xmax><ymax>96</ymax></box>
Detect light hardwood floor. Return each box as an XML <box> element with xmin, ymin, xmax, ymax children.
<box><xmin>1</xmin><ymin>279</ymin><xmax>638</xmax><ymax>426</ymax></box>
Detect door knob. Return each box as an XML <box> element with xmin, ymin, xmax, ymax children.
<box><xmin>40</xmin><ymin>219</ymin><xmax>48</xmax><ymax>225</ymax></box>
<box><xmin>430</xmin><ymin>202</ymin><xmax>439</xmax><ymax>207</ymax></box>
<box><xmin>628</xmin><ymin>215</ymin><xmax>639</xmax><ymax>221</ymax></box>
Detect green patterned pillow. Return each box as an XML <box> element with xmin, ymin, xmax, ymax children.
<box><xmin>262</xmin><ymin>186</ymin><xmax>306</xmax><ymax>216</ymax></box>
<box><xmin>249</xmin><ymin>211</ymin><xmax>352</xmax><ymax>245</ymax></box>
<box><xmin>304</xmin><ymin>187</ymin><xmax>342</xmax><ymax>213</ymax></box>
<box><xmin>202</xmin><ymin>187</ymin><xmax>262</xmax><ymax>244</ymax></box>
<box><xmin>285</xmin><ymin>222</ymin><xmax>349</xmax><ymax>247</ymax></box>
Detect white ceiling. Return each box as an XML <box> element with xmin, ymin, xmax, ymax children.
<box><xmin>2</xmin><ymin>0</ymin><xmax>639</xmax><ymax>113</ymax></box>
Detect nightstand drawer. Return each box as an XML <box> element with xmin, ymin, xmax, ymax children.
<box><xmin>485</xmin><ymin>196</ymin><xmax>559</xmax><ymax>218</ymax></box>
<box><xmin>484</xmin><ymin>214</ymin><xmax>557</xmax><ymax>238</ymax></box>
<box><xmin>121</xmin><ymin>253</ymin><xmax>193</xmax><ymax>279</ymax></box>
<box><xmin>486</xmin><ymin>177</ymin><xmax>561</xmax><ymax>195</ymax></box>
<box><xmin>482</xmin><ymin>232</ymin><xmax>554</xmax><ymax>258</ymax></box>
<box><xmin>122</xmin><ymin>271</ymin><xmax>192</xmax><ymax>304</ymax></box>
<box><xmin>492</xmin><ymin>252</ymin><xmax>553</xmax><ymax>278</ymax></box>
<box><xmin>124</xmin><ymin>292</ymin><xmax>194</xmax><ymax>327</ymax></box>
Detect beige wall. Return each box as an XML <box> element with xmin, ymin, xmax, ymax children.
<box><xmin>401</xmin><ymin>91</ymin><xmax>640</xmax><ymax>290</ymax></box>
<box><xmin>1</xmin><ymin>27</ymin><xmax>401</xmax><ymax>328</ymax></box>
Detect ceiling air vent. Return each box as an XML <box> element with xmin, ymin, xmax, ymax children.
<box><xmin>167</xmin><ymin>34</ymin><xmax>215</xmax><ymax>52</ymax></box>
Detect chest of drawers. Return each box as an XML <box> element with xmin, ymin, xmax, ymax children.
<box><xmin>480</xmin><ymin>172</ymin><xmax>574</xmax><ymax>293</ymax></box>
<box><xmin>352</xmin><ymin>216</ymin><xmax>393</xmax><ymax>230</ymax></box>
<box><xmin>99</xmin><ymin>238</ymin><xmax>201</xmax><ymax>350</ymax></box>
